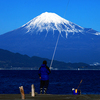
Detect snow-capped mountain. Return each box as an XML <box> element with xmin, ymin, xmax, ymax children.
<box><xmin>21</xmin><ymin>12</ymin><xmax>99</xmax><ymax>37</ymax></box>
<box><xmin>22</xmin><ymin>12</ymin><xmax>84</xmax><ymax>36</ymax></box>
<box><xmin>0</xmin><ymin>12</ymin><xmax>100</xmax><ymax>64</ymax></box>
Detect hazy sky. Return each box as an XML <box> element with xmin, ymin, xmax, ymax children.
<box><xmin>0</xmin><ymin>0</ymin><xmax>100</xmax><ymax>35</ymax></box>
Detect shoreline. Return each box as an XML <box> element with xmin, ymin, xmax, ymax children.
<box><xmin>0</xmin><ymin>94</ymin><xmax>100</xmax><ymax>100</ymax></box>
<box><xmin>0</xmin><ymin>69</ymin><xmax>100</xmax><ymax>70</ymax></box>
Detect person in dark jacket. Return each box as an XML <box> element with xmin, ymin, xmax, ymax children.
<box><xmin>38</xmin><ymin>60</ymin><xmax>51</xmax><ymax>94</ymax></box>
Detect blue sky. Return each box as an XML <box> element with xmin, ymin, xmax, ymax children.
<box><xmin>0</xmin><ymin>0</ymin><xmax>100</xmax><ymax>35</ymax></box>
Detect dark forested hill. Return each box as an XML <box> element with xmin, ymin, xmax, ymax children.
<box><xmin>0</xmin><ymin>49</ymin><xmax>99</xmax><ymax>70</ymax></box>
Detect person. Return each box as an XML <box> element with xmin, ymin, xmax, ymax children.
<box><xmin>38</xmin><ymin>60</ymin><xmax>51</xmax><ymax>94</ymax></box>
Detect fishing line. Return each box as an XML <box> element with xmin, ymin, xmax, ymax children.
<box><xmin>50</xmin><ymin>31</ymin><xmax>61</xmax><ymax>69</ymax></box>
<box><xmin>50</xmin><ymin>0</ymin><xmax>70</xmax><ymax>69</ymax></box>
<box><xmin>64</xmin><ymin>0</ymin><xmax>70</xmax><ymax>18</ymax></box>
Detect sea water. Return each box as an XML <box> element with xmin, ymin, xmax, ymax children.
<box><xmin>0</xmin><ymin>70</ymin><xmax>100</xmax><ymax>94</ymax></box>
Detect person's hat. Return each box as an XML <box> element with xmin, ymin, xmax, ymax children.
<box><xmin>43</xmin><ymin>60</ymin><xmax>47</xmax><ymax>65</ymax></box>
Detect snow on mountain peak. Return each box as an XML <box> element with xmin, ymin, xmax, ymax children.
<box><xmin>22</xmin><ymin>12</ymin><xmax>84</xmax><ymax>37</ymax></box>
<box><xmin>33</xmin><ymin>12</ymin><xmax>69</xmax><ymax>24</ymax></box>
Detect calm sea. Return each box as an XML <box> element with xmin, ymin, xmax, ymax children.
<box><xmin>0</xmin><ymin>70</ymin><xmax>100</xmax><ymax>94</ymax></box>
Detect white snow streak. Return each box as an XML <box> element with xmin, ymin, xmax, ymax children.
<box><xmin>94</xmin><ymin>32</ymin><xmax>100</xmax><ymax>35</ymax></box>
<box><xmin>22</xmin><ymin>12</ymin><xmax>84</xmax><ymax>37</ymax></box>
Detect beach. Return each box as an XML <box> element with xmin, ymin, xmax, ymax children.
<box><xmin>0</xmin><ymin>94</ymin><xmax>100</xmax><ymax>100</ymax></box>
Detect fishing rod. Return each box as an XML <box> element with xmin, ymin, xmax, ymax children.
<box><xmin>72</xmin><ymin>79</ymin><xmax>83</xmax><ymax>95</ymax></box>
<box><xmin>50</xmin><ymin>32</ymin><xmax>61</xmax><ymax>69</ymax></box>
<box><xmin>50</xmin><ymin>0</ymin><xmax>70</xmax><ymax>70</ymax></box>
<box><xmin>77</xmin><ymin>79</ymin><xmax>83</xmax><ymax>90</ymax></box>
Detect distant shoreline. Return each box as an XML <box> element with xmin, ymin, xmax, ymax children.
<box><xmin>0</xmin><ymin>69</ymin><xmax>100</xmax><ymax>70</ymax></box>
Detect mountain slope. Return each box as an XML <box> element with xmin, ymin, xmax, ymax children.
<box><xmin>22</xmin><ymin>12</ymin><xmax>84</xmax><ymax>36</ymax></box>
<box><xmin>0</xmin><ymin>48</ymin><xmax>92</xmax><ymax>70</ymax></box>
<box><xmin>0</xmin><ymin>12</ymin><xmax>100</xmax><ymax>64</ymax></box>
